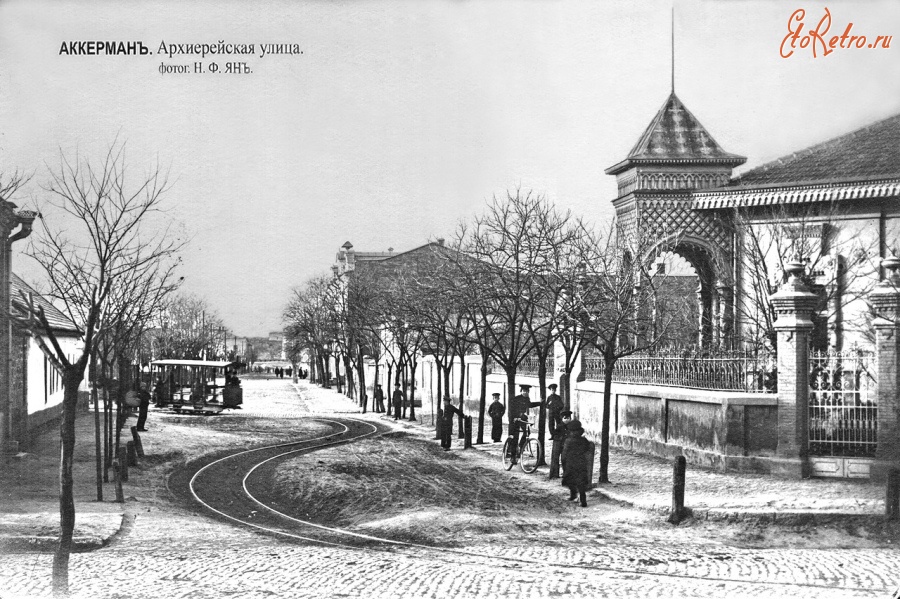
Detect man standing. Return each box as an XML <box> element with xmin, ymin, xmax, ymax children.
<box><xmin>374</xmin><ymin>384</ymin><xmax>386</xmax><ymax>413</ymax></box>
<box><xmin>487</xmin><ymin>392</ymin><xmax>505</xmax><ymax>443</ymax></box>
<box><xmin>546</xmin><ymin>383</ymin><xmax>564</xmax><ymax>478</ymax></box>
<box><xmin>508</xmin><ymin>384</ymin><xmax>542</xmax><ymax>461</ymax></box>
<box><xmin>391</xmin><ymin>383</ymin><xmax>403</xmax><ymax>420</ymax></box>
<box><xmin>135</xmin><ymin>385</ymin><xmax>151</xmax><ymax>432</ymax></box>
<box><xmin>561</xmin><ymin>418</ymin><xmax>591</xmax><ymax>507</ymax></box>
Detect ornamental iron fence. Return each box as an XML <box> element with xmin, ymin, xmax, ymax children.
<box><xmin>808</xmin><ymin>349</ymin><xmax>877</xmax><ymax>458</ymax></box>
<box><xmin>583</xmin><ymin>349</ymin><xmax>777</xmax><ymax>393</ymax></box>
<box><xmin>517</xmin><ymin>355</ymin><xmax>554</xmax><ymax>378</ymax></box>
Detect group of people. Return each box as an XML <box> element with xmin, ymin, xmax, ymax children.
<box><xmin>372</xmin><ymin>383</ymin><xmax>408</xmax><ymax>419</ymax></box>
<box><xmin>486</xmin><ymin>383</ymin><xmax>592</xmax><ymax>508</ymax></box>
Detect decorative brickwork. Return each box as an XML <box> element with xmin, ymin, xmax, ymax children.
<box><xmin>869</xmin><ymin>261</ymin><xmax>900</xmax><ymax>480</ymax></box>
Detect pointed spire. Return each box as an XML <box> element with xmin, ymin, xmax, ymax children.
<box><xmin>671</xmin><ymin>5</ymin><xmax>675</xmax><ymax>93</ymax></box>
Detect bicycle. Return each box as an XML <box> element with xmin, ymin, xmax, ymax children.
<box><xmin>501</xmin><ymin>417</ymin><xmax>543</xmax><ymax>473</ymax></box>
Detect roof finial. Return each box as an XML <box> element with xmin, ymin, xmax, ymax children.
<box><xmin>671</xmin><ymin>5</ymin><xmax>675</xmax><ymax>94</ymax></box>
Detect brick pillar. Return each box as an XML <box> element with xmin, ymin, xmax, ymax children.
<box><xmin>769</xmin><ymin>261</ymin><xmax>819</xmax><ymax>478</ymax></box>
<box><xmin>870</xmin><ymin>257</ymin><xmax>900</xmax><ymax>481</ymax></box>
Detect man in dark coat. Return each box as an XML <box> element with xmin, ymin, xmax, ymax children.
<box><xmin>440</xmin><ymin>398</ymin><xmax>463</xmax><ymax>450</ymax></box>
<box><xmin>487</xmin><ymin>393</ymin><xmax>505</xmax><ymax>443</ymax></box>
<box><xmin>561</xmin><ymin>418</ymin><xmax>591</xmax><ymax>507</ymax></box>
<box><xmin>374</xmin><ymin>384</ymin><xmax>386</xmax><ymax>413</ymax></box>
<box><xmin>508</xmin><ymin>384</ymin><xmax>542</xmax><ymax>461</ymax></box>
<box><xmin>135</xmin><ymin>385</ymin><xmax>152</xmax><ymax>432</ymax></box>
<box><xmin>391</xmin><ymin>383</ymin><xmax>403</xmax><ymax>420</ymax></box>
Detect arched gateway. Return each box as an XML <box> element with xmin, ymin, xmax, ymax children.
<box><xmin>606</xmin><ymin>92</ymin><xmax>745</xmax><ymax>348</ymax></box>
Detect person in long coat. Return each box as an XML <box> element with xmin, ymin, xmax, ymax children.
<box><xmin>440</xmin><ymin>398</ymin><xmax>463</xmax><ymax>450</ymax></box>
<box><xmin>487</xmin><ymin>393</ymin><xmax>505</xmax><ymax>443</ymax></box>
<box><xmin>374</xmin><ymin>384</ymin><xmax>386</xmax><ymax>413</ymax></box>
<box><xmin>561</xmin><ymin>418</ymin><xmax>591</xmax><ymax>507</ymax></box>
<box><xmin>391</xmin><ymin>383</ymin><xmax>403</xmax><ymax>420</ymax></box>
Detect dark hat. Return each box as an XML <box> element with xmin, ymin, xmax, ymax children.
<box><xmin>560</xmin><ymin>409</ymin><xmax>573</xmax><ymax>417</ymax></box>
<box><xmin>491</xmin><ymin>392</ymin><xmax>501</xmax><ymax>398</ymax></box>
<box><xmin>519</xmin><ymin>384</ymin><xmax>531</xmax><ymax>391</ymax></box>
<box><xmin>394</xmin><ymin>382</ymin><xmax>401</xmax><ymax>387</ymax></box>
<box><xmin>548</xmin><ymin>383</ymin><xmax>557</xmax><ymax>389</ymax></box>
<box><xmin>566</xmin><ymin>419</ymin><xmax>584</xmax><ymax>434</ymax></box>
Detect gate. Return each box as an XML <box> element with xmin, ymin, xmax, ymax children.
<box><xmin>808</xmin><ymin>350</ymin><xmax>877</xmax><ymax>478</ymax></box>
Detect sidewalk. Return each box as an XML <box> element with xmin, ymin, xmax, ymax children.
<box><xmin>301</xmin><ymin>383</ymin><xmax>888</xmax><ymax>523</ymax></box>
<box><xmin>1</xmin><ymin>380</ymin><xmax>889</xmax><ymax>557</ymax></box>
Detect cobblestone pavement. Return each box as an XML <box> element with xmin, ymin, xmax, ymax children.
<box><xmin>1</xmin><ymin>378</ymin><xmax>899</xmax><ymax>599</ymax></box>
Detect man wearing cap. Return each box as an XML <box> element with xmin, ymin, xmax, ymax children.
<box><xmin>391</xmin><ymin>383</ymin><xmax>403</xmax><ymax>420</ymax></box>
<box><xmin>546</xmin><ymin>384</ymin><xmax>565</xmax><ymax>478</ymax></box>
<box><xmin>374</xmin><ymin>384</ymin><xmax>386</xmax><ymax>413</ymax></box>
<box><xmin>508</xmin><ymin>384</ymin><xmax>542</xmax><ymax>462</ymax></box>
<box><xmin>440</xmin><ymin>398</ymin><xmax>463</xmax><ymax>450</ymax></box>
<box><xmin>487</xmin><ymin>392</ymin><xmax>505</xmax><ymax>443</ymax></box>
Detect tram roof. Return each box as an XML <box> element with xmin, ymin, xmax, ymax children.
<box><xmin>151</xmin><ymin>359</ymin><xmax>235</xmax><ymax>368</ymax></box>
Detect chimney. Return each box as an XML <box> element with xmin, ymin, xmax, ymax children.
<box><xmin>437</xmin><ymin>238</ymin><xmax>445</xmax><ymax>246</ymax></box>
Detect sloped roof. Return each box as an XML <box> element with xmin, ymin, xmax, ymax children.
<box><xmin>727</xmin><ymin>113</ymin><xmax>900</xmax><ymax>188</ymax></box>
<box><xmin>10</xmin><ymin>274</ymin><xmax>81</xmax><ymax>336</ymax></box>
<box><xmin>606</xmin><ymin>92</ymin><xmax>745</xmax><ymax>175</ymax></box>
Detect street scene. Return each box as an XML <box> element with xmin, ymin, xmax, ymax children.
<box><xmin>2</xmin><ymin>1</ymin><xmax>900</xmax><ymax>598</ymax></box>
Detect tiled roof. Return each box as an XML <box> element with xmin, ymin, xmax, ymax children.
<box><xmin>10</xmin><ymin>274</ymin><xmax>81</xmax><ymax>335</ymax></box>
<box><xmin>607</xmin><ymin>92</ymin><xmax>745</xmax><ymax>174</ymax></box>
<box><xmin>728</xmin><ymin>113</ymin><xmax>900</xmax><ymax>188</ymax></box>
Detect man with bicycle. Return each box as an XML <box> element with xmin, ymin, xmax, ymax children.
<box><xmin>507</xmin><ymin>384</ymin><xmax>543</xmax><ymax>463</ymax></box>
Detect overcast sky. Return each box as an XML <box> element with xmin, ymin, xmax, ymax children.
<box><xmin>2</xmin><ymin>0</ymin><xmax>899</xmax><ymax>337</ymax></box>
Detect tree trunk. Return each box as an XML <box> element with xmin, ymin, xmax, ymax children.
<box><xmin>408</xmin><ymin>359</ymin><xmax>417</xmax><ymax>421</ymax></box>
<box><xmin>506</xmin><ymin>367</ymin><xmax>516</xmax><ymax>428</ymax></box>
<box><xmin>334</xmin><ymin>355</ymin><xmax>343</xmax><ymax>393</ymax></box>
<box><xmin>90</xmin><ymin>349</ymin><xmax>102</xmax><ymax>501</ymax></box>
<box><xmin>357</xmin><ymin>351</ymin><xmax>366</xmax><ymax>412</ymax></box>
<box><xmin>536</xmin><ymin>354</ymin><xmax>548</xmax><ymax>466</ymax></box>
<box><xmin>52</xmin><ymin>372</ymin><xmax>83</xmax><ymax>597</ymax></box>
<box><xmin>457</xmin><ymin>353</ymin><xmax>465</xmax><ymax>438</ymax></box>
<box><xmin>599</xmin><ymin>359</ymin><xmax>614</xmax><ymax>484</ymax></box>
<box><xmin>476</xmin><ymin>355</ymin><xmax>488</xmax><ymax>444</ymax></box>
<box><xmin>344</xmin><ymin>354</ymin><xmax>355</xmax><ymax>399</ymax></box>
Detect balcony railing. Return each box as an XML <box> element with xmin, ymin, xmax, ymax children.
<box><xmin>583</xmin><ymin>349</ymin><xmax>777</xmax><ymax>393</ymax></box>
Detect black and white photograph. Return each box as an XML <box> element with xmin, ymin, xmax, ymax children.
<box><xmin>2</xmin><ymin>1</ymin><xmax>900</xmax><ymax>597</ymax></box>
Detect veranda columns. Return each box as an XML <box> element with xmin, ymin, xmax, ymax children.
<box><xmin>770</xmin><ymin>261</ymin><xmax>819</xmax><ymax>478</ymax></box>
<box><xmin>870</xmin><ymin>258</ymin><xmax>900</xmax><ymax>481</ymax></box>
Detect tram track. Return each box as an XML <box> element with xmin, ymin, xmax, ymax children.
<box><xmin>175</xmin><ymin>415</ymin><xmax>892</xmax><ymax>596</ymax></box>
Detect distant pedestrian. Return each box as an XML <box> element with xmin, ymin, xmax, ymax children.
<box><xmin>440</xmin><ymin>398</ymin><xmax>463</xmax><ymax>450</ymax></box>
<box><xmin>561</xmin><ymin>418</ymin><xmax>590</xmax><ymax>507</ymax></box>
<box><xmin>374</xmin><ymin>384</ymin><xmax>386</xmax><ymax>413</ymax></box>
<box><xmin>391</xmin><ymin>383</ymin><xmax>403</xmax><ymax>420</ymax></box>
<box><xmin>487</xmin><ymin>393</ymin><xmax>505</xmax><ymax>443</ymax></box>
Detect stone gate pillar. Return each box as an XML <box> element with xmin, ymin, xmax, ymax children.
<box><xmin>770</xmin><ymin>261</ymin><xmax>818</xmax><ymax>478</ymax></box>
<box><xmin>870</xmin><ymin>257</ymin><xmax>900</xmax><ymax>481</ymax></box>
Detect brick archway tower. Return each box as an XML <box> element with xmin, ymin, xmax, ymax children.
<box><xmin>606</xmin><ymin>92</ymin><xmax>746</xmax><ymax>348</ymax></box>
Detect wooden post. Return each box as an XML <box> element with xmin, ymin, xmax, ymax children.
<box><xmin>887</xmin><ymin>468</ymin><xmax>900</xmax><ymax>521</ymax></box>
<box><xmin>668</xmin><ymin>455</ymin><xmax>687</xmax><ymax>524</ymax></box>
<box><xmin>113</xmin><ymin>461</ymin><xmax>125</xmax><ymax>503</ymax></box>
<box><xmin>116</xmin><ymin>445</ymin><xmax>129</xmax><ymax>482</ymax></box>
<box><xmin>463</xmin><ymin>416</ymin><xmax>472</xmax><ymax>449</ymax></box>
<box><xmin>126</xmin><ymin>441</ymin><xmax>137</xmax><ymax>467</ymax></box>
<box><xmin>130</xmin><ymin>426</ymin><xmax>144</xmax><ymax>458</ymax></box>
<box><xmin>585</xmin><ymin>441</ymin><xmax>596</xmax><ymax>488</ymax></box>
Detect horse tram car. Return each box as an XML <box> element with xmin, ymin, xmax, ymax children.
<box><xmin>150</xmin><ymin>359</ymin><xmax>243</xmax><ymax>415</ymax></box>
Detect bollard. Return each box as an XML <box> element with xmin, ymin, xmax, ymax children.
<box><xmin>130</xmin><ymin>426</ymin><xmax>145</xmax><ymax>458</ymax></box>
<box><xmin>463</xmin><ymin>416</ymin><xmax>473</xmax><ymax>449</ymax></box>
<box><xmin>117</xmin><ymin>446</ymin><xmax>129</xmax><ymax>482</ymax></box>
<box><xmin>584</xmin><ymin>441</ymin><xmax>596</xmax><ymax>489</ymax></box>
<box><xmin>549</xmin><ymin>436</ymin><xmax>562</xmax><ymax>479</ymax></box>
<box><xmin>126</xmin><ymin>441</ymin><xmax>138</xmax><ymax>467</ymax></box>
<box><xmin>113</xmin><ymin>460</ymin><xmax>125</xmax><ymax>503</ymax></box>
<box><xmin>887</xmin><ymin>468</ymin><xmax>900</xmax><ymax>521</ymax></box>
<box><xmin>668</xmin><ymin>455</ymin><xmax>687</xmax><ymax>524</ymax></box>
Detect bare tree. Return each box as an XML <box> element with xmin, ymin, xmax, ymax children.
<box><xmin>152</xmin><ymin>293</ymin><xmax>225</xmax><ymax>359</ymax></box>
<box><xmin>26</xmin><ymin>142</ymin><xmax>183</xmax><ymax>596</ymax></box>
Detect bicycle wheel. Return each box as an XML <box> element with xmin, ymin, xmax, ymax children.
<box><xmin>501</xmin><ymin>438</ymin><xmax>515</xmax><ymax>471</ymax></box>
<box><xmin>520</xmin><ymin>438</ymin><xmax>542</xmax><ymax>473</ymax></box>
